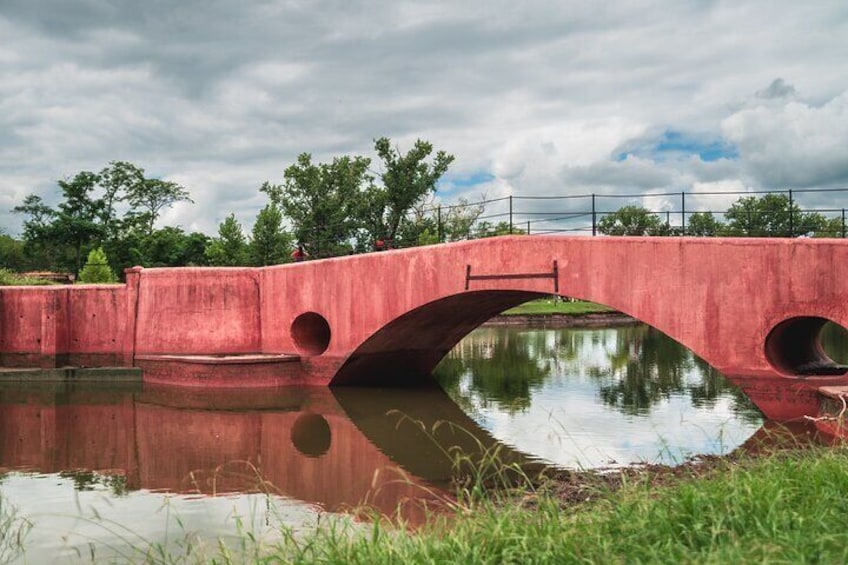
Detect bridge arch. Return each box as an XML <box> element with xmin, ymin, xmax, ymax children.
<box><xmin>331</xmin><ymin>290</ymin><xmax>548</xmax><ymax>385</ymax></box>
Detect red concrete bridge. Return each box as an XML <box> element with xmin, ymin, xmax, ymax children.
<box><xmin>1</xmin><ymin>235</ymin><xmax>847</xmax><ymax>421</ymax></box>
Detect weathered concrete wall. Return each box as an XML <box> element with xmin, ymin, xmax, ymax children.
<box><xmin>133</xmin><ymin>268</ymin><xmax>262</xmax><ymax>355</ymax></box>
<box><xmin>0</xmin><ymin>285</ymin><xmax>128</xmax><ymax>368</ymax></box>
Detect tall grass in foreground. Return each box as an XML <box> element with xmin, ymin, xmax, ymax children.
<box><xmin>274</xmin><ymin>446</ymin><xmax>848</xmax><ymax>564</ymax></box>
<box><xmin>0</xmin><ymin>491</ymin><xmax>32</xmax><ymax>563</ymax></box>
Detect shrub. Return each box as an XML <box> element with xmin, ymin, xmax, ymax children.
<box><xmin>78</xmin><ymin>247</ymin><xmax>117</xmax><ymax>284</ymax></box>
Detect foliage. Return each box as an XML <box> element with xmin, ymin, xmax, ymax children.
<box><xmin>205</xmin><ymin>214</ymin><xmax>250</xmax><ymax>266</ymax></box>
<box><xmin>502</xmin><ymin>299</ymin><xmax>613</xmax><ymax>316</ymax></box>
<box><xmin>127</xmin><ymin>178</ymin><xmax>193</xmax><ymax>236</ymax></box>
<box><xmin>368</xmin><ymin>137</ymin><xmax>455</xmax><ymax>245</ymax></box>
<box><xmin>724</xmin><ymin>193</ymin><xmax>825</xmax><ymax>237</ymax></box>
<box><xmin>598</xmin><ymin>205</ymin><xmax>664</xmax><ymax>236</ymax></box>
<box><xmin>269</xmin><ymin>447</ymin><xmax>848</xmax><ymax>564</ymax></box>
<box><xmin>0</xmin><ymin>233</ymin><xmax>27</xmax><ymax>270</ymax></box>
<box><xmin>139</xmin><ymin>227</ymin><xmax>210</xmax><ymax>267</ymax></box>
<box><xmin>268</xmin><ymin>138</ymin><xmax>454</xmax><ymax>255</ymax></box>
<box><xmin>275</xmin><ymin>153</ymin><xmax>370</xmax><ymax>258</ymax></box>
<box><xmin>250</xmin><ymin>203</ymin><xmax>293</xmax><ymax>266</ymax></box>
<box><xmin>0</xmin><ymin>268</ymin><xmax>57</xmax><ymax>286</ymax></box>
<box><xmin>814</xmin><ymin>215</ymin><xmax>846</xmax><ymax>238</ymax></box>
<box><xmin>442</xmin><ymin>198</ymin><xmax>485</xmax><ymax>241</ymax></box>
<box><xmin>77</xmin><ymin>247</ymin><xmax>117</xmax><ymax>283</ymax></box>
<box><xmin>0</xmin><ymin>492</ymin><xmax>31</xmax><ymax>564</ymax></box>
<box><xmin>391</xmin><ymin>196</ymin><xmax>485</xmax><ymax>247</ymax></box>
<box><xmin>12</xmin><ymin>161</ymin><xmax>192</xmax><ymax>274</ymax></box>
<box><xmin>686</xmin><ymin>211</ymin><xmax>723</xmax><ymax>236</ymax></box>
<box><xmin>476</xmin><ymin>220</ymin><xmax>526</xmax><ymax>237</ymax></box>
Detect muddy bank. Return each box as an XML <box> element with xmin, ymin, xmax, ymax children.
<box><xmin>483</xmin><ymin>311</ymin><xmax>638</xmax><ymax>328</ymax></box>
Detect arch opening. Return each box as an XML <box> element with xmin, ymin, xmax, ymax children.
<box><xmin>331</xmin><ymin>291</ymin><xmax>548</xmax><ymax>385</ymax></box>
<box><xmin>765</xmin><ymin>316</ymin><xmax>848</xmax><ymax>377</ymax></box>
<box><xmin>291</xmin><ymin>312</ymin><xmax>331</xmax><ymax>356</ymax></box>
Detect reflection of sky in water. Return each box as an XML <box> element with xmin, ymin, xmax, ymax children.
<box><xmin>440</xmin><ymin>326</ymin><xmax>764</xmax><ymax>469</ymax></box>
<box><xmin>0</xmin><ymin>473</ymin><xmax>327</xmax><ymax>563</ymax></box>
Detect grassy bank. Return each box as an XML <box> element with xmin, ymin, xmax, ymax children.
<box><xmin>503</xmin><ymin>298</ymin><xmax>614</xmax><ymax>316</ymax></box>
<box><xmin>274</xmin><ymin>446</ymin><xmax>848</xmax><ymax>564</ymax></box>
<box><xmin>0</xmin><ymin>268</ymin><xmax>57</xmax><ymax>286</ymax></box>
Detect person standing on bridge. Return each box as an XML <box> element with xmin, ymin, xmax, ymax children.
<box><xmin>291</xmin><ymin>244</ymin><xmax>308</xmax><ymax>262</ymax></box>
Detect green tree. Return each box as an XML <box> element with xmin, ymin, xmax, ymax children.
<box><xmin>127</xmin><ymin>178</ymin><xmax>193</xmax><ymax>236</ymax></box>
<box><xmin>598</xmin><ymin>205</ymin><xmax>664</xmax><ymax>236</ymax></box>
<box><xmin>724</xmin><ymin>193</ymin><xmax>826</xmax><ymax>237</ymax></box>
<box><xmin>686</xmin><ymin>211</ymin><xmax>724</xmax><ymax>236</ymax></box>
<box><xmin>139</xmin><ymin>227</ymin><xmax>210</xmax><ymax>267</ymax></box>
<box><xmin>0</xmin><ymin>232</ymin><xmax>28</xmax><ymax>270</ymax></box>
<box><xmin>813</xmin><ymin>216</ymin><xmax>845</xmax><ymax>238</ymax></box>
<box><xmin>77</xmin><ymin>247</ymin><xmax>117</xmax><ymax>283</ymax></box>
<box><xmin>97</xmin><ymin>161</ymin><xmax>145</xmax><ymax>239</ymax></box>
<box><xmin>12</xmin><ymin>162</ymin><xmax>193</xmax><ymax>274</ymax></box>
<box><xmin>276</xmin><ymin>153</ymin><xmax>371</xmax><ymax>258</ymax></box>
<box><xmin>250</xmin><ymin>203</ymin><xmax>293</xmax><ymax>266</ymax></box>
<box><xmin>205</xmin><ymin>214</ymin><xmax>250</xmax><ymax>266</ymax></box>
<box><xmin>370</xmin><ymin>137</ymin><xmax>455</xmax><ymax>245</ymax></box>
<box><xmin>52</xmin><ymin>171</ymin><xmax>107</xmax><ymax>274</ymax></box>
<box><xmin>476</xmin><ymin>220</ymin><xmax>525</xmax><ymax>238</ymax></box>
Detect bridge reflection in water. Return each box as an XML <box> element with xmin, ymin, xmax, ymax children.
<box><xmin>0</xmin><ymin>371</ymin><xmax>831</xmax><ymax>561</ymax></box>
<box><xmin>0</xmin><ymin>380</ymin><xmax>539</xmax><ymax>525</ymax></box>
<box><xmin>0</xmin><ymin>375</ymin><xmax>827</xmax><ymax>513</ymax></box>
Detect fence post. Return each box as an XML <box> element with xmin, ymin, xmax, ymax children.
<box><xmin>843</xmin><ymin>208</ymin><xmax>846</xmax><ymax>239</ymax></box>
<box><xmin>509</xmin><ymin>195</ymin><xmax>513</xmax><ymax>234</ymax></box>
<box><xmin>527</xmin><ymin>221</ymin><xmax>531</xmax><ymax>235</ymax></box>
<box><xmin>681</xmin><ymin>192</ymin><xmax>686</xmax><ymax>235</ymax></box>
<box><xmin>592</xmin><ymin>194</ymin><xmax>597</xmax><ymax>236</ymax></box>
<box><xmin>437</xmin><ymin>205</ymin><xmax>443</xmax><ymax>242</ymax></box>
<box><xmin>788</xmin><ymin>189</ymin><xmax>794</xmax><ymax>237</ymax></box>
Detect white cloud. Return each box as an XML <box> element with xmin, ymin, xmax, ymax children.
<box><xmin>1</xmin><ymin>1</ymin><xmax>848</xmax><ymax>235</ymax></box>
<box><xmin>722</xmin><ymin>92</ymin><xmax>848</xmax><ymax>189</ymax></box>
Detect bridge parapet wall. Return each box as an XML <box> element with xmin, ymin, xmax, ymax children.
<box><xmin>0</xmin><ymin>284</ymin><xmax>128</xmax><ymax>368</ymax></box>
<box><xmin>133</xmin><ymin>267</ymin><xmax>262</xmax><ymax>355</ymax></box>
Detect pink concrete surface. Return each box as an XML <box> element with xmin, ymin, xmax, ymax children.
<box><xmin>2</xmin><ymin>235</ymin><xmax>848</xmax><ymax>420</ymax></box>
<box><xmin>0</xmin><ymin>284</ymin><xmax>128</xmax><ymax>368</ymax></box>
<box><xmin>0</xmin><ymin>386</ymin><xmax>445</xmax><ymax>520</ymax></box>
<box><xmin>133</xmin><ymin>267</ymin><xmax>262</xmax><ymax>355</ymax></box>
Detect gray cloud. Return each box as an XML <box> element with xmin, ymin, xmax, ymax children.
<box><xmin>2</xmin><ymin>1</ymin><xmax>848</xmax><ymax>236</ymax></box>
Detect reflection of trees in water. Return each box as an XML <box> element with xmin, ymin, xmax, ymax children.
<box><xmin>435</xmin><ymin>328</ymin><xmax>550</xmax><ymax>414</ymax></box>
<box><xmin>436</xmin><ymin>324</ymin><xmax>761</xmax><ymax>422</ymax></box>
<box><xmin>589</xmin><ymin>325</ymin><xmax>690</xmax><ymax>416</ymax></box>
<box><xmin>58</xmin><ymin>470</ymin><xmax>129</xmax><ymax>496</ymax></box>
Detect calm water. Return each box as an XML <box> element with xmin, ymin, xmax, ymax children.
<box><xmin>1</xmin><ymin>323</ymin><xmax>843</xmax><ymax>561</ymax></box>
<box><xmin>435</xmin><ymin>324</ymin><xmax>766</xmax><ymax>468</ymax></box>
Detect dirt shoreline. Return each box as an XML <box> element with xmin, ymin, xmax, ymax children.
<box><xmin>483</xmin><ymin>311</ymin><xmax>638</xmax><ymax>328</ymax></box>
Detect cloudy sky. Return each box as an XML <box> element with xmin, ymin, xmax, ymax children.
<box><xmin>2</xmin><ymin>0</ymin><xmax>847</xmax><ymax>236</ymax></box>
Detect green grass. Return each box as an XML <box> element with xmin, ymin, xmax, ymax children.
<box><xmin>271</xmin><ymin>446</ymin><xmax>848</xmax><ymax>564</ymax></box>
<box><xmin>0</xmin><ymin>268</ymin><xmax>58</xmax><ymax>286</ymax></box>
<box><xmin>11</xmin><ymin>444</ymin><xmax>848</xmax><ymax>563</ymax></box>
<box><xmin>503</xmin><ymin>299</ymin><xmax>614</xmax><ymax>316</ymax></box>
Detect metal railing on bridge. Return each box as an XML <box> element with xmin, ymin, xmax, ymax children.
<box><xmin>295</xmin><ymin>186</ymin><xmax>848</xmax><ymax>257</ymax></box>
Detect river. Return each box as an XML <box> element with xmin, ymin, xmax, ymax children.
<box><xmin>0</xmin><ymin>322</ymin><xmax>843</xmax><ymax>561</ymax></box>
